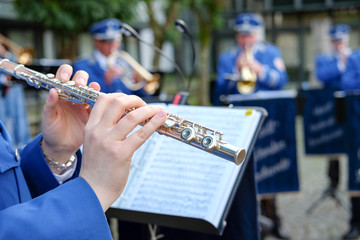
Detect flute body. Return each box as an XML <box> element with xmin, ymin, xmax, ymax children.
<box><xmin>0</xmin><ymin>59</ymin><xmax>246</xmax><ymax>165</ymax></box>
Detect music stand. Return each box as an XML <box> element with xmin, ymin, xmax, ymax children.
<box><xmin>106</xmin><ymin>105</ymin><xmax>267</xmax><ymax>239</ymax></box>
<box><xmin>299</xmin><ymin>88</ymin><xmax>348</xmax><ymax>214</ymax></box>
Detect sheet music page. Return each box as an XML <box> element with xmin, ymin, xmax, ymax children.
<box><xmin>112</xmin><ymin>105</ymin><xmax>262</xmax><ymax>229</ymax></box>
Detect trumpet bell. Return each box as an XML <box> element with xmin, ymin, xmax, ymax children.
<box><xmin>0</xmin><ymin>34</ymin><xmax>34</xmax><ymax>65</ymax></box>
<box><xmin>237</xmin><ymin>46</ymin><xmax>257</xmax><ymax>94</ymax></box>
<box><xmin>237</xmin><ymin>79</ymin><xmax>256</xmax><ymax>94</ymax></box>
<box><xmin>144</xmin><ymin>73</ymin><xmax>160</xmax><ymax>95</ymax></box>
<box><xmin>18</xmin><ymin>48</ymin><xmax>34</xmax><ymax>65</ymax></box>
<box><xmin>237</xmin><ymin>67</ymin><xmax>257</xmax><ymax>94</ymax></box>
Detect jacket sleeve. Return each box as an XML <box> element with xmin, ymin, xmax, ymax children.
<box><xmin>315</xmin><ymin>55</ymin><xmax>342</xmax><ymax>85</ymax></box>
<box><xmin>214</xmin><ymin>52</ymin><xmax>239</xmax><ymax>105</ymax></box>
<box><xmin>0</xmin><ymin>177</ymin><xmax>112</xmax><ymax>240</ymax></box>
<box><xmin>342</xmin><ymin>52</ymin><xmax>360</xmax><ymax>90</ymax></box>
<box><xmin>20</xmin><ymin>134</ymin><xmax>82</xmax><ymax>197</ymax></box>
<box><xmin>257</xmin><ymin>46</ymin><xmax>288</xmax><ymax>90</ymax></box>
<box><xmin>19</xmin><ymin>134</ymin><xmax>60</xmax><ymax>197</ymax></box>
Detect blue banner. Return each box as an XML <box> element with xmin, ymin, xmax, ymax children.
<box><xmin>345</xmin><ymin>94</ymin><xmax>360</xmax><ymax>191</ymax></box>
<box><xmin>301</xmin><ymin>89</ymin><xmax>346</xmax><ymax>154</ymax></box>
<box><xmin>226</xmin><ymin>91</ymin><xmax>299</xmax><ymax>194</ymax></box>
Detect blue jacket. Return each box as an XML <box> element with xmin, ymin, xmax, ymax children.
<box><xmin>0</xmin><ymin>122</ymin><xmax>111</xmax><ymax>239</ymax></box>
<box><xmin>73</xmin><ymin>53</ymin><xmax>149</xmax><ymax>96</ymax></box>
<box><xmin>214</xmin><ymin>42</ymin><xmax>288</xmax><ymax>105</ymax></box>
<box><xmin>315</xmin><ymin>53</ymin><xmax>345</xmax><ymax>89</ymax></box>
<box><xmin>342</xmin><ymin>49</ymin><xmax>360</xmax><ymax>90</ymax></box>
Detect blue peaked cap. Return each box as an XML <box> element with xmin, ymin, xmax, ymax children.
<box><xmin>234</xmin><ymin>13</ymin><xmax>263</xmax><ymax>34</ymax></box>
<box><xmin>89</xmin><ymin>18</ymin><xmax>122</xmax><ymax>41</ymax></box>
<box><xmin>329</xmin><ymin>24</ymin><xmax>350</xmax><ymax>41</ymax></box>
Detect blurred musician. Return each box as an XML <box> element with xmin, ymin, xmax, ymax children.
<box><xmin>215</xmin><ymin>13</ymin><xmax>290</xmax><ymax>240</ymax></box>
<box><xmin>0</xmin><ymin>43</ymin><xmax>12</xmax><ymax>96</ymax></box>
<box><xmin>214</xmin><ymin>13</ymin><xmax>288</xmax><ymax>106</ymax></box>
<box><xmin>0</xmin><ymin>41</ymin><xmax>30</xmax><ymax>147</ymax></box>
<box><xmin>314</xmin><ymin>23</ymin><xmax>351</xmax><ymax>212</ymax></box>
<box><xmin>342</xmin><ymin>48</ymin><xmax>360</xmax><ymax>90</ymax></box>
<box><xmin>340</xmin><ymin>45</ymin><xmax>360</xmax><ymax>239</ymax></box>
<box><xmin>315</xmin><ymin>24</ymin><xmax>360</xmax><ymax>240</ymax></box>
<box><xmin>73</xmin><ymin>18</ymin><xmax>151</xmax><ymax>96</ymax></box>
<box><xmin>315</xmin><ymin>24</ymin><xmax>351</xmax><ymax>89</ymax></box>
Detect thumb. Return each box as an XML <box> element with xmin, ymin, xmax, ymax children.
<box><xmin>43</xmin><ymin>63</ymin><xmax>72</xmax><ymax>118</ymax></box>
<box><xmin>43</xmin><ymin>88</ymin><xmax>59</xmax><ymax>121</ymax></box>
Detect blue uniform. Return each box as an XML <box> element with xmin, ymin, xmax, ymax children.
<box><xmin>342</xmin><ymin>49</ymin><xmax>360</xmax><ymax>90</ymax></box>
<box><xmin>214</xmin><ymin>42</ymin><xmax>288</xmax><ymax>105</ymax></box>
<box><xmin>340</xmin><ymin>48</ymin><xmax>360</xmax><ymax>235</ymax></box>
<box><xmin>315</xmin><ymin>52</ymin><xmax>348</xmax><ymax>89</ymax></box>
<box><xmin>0</xmin><ymin>122</ymin><xmax>111</xmax><ymax>239</ymax></box>
<box><xmin>73</xmin><ymin>53</ymin><xmax>150</xmax><ymax>96</ymax></box>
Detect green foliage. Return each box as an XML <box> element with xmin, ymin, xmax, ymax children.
<box><xmin>185</xmin><ymin>0</ymin><xmax>225</xmax><ymax>46</ymax></box>
<box><xmin>183</xmin><ymin>0</ymin><xmax>225</xmax><ymax>105</ymax></box>
<box><xmin>186</xmin><ymin>0</ymin><xmax>224</xmax><ymax>26</ymax></box>
<box><xmin>142</xmin><ymin>0</ymin><xmax>184</xmax><ymax>44</ymax></box>
<box><xmin>13</xmin><ymin>0</ymin><xmax>139</xmax><ymax>33</ymax></box>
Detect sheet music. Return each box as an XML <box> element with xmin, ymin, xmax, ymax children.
<box><xmin>111</xmin><ymin>105</ymin><xmax>262</xmax><ymax>229</ymax></box>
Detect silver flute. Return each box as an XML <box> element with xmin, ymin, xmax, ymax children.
<box><xmin>0</xmin><ymin>58</ymin><xmax>246</xmax><ymax>165</ymax></box>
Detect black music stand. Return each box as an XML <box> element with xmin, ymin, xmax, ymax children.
<box><xmin>106</xmin><ymin>105</ymin><xmax>267</xmax><ymax>239</ymax></box>
<box><xmin>299</xmin><ymin>88</ymin><xmax>348</xmax><ymax>215</ymax></box>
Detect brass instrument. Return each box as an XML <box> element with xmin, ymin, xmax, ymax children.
<box><xmin>107</xmin><ymin>50</ymin><xmax>160</xmax><ymax>95</ymax></box>
<box><xmin>0</xmin><ymin>34</ymin><xmax>33</xmax><ymax>65</ymax></box>
<box><xmin>237</xmin><ymin>47</ymin><xmax>257</xmax><ymax>94</ymax></box>
<box><xmin>0</xmin><ymin>58</ymin><xmax>246</xmax><ymax>165</ymax></box>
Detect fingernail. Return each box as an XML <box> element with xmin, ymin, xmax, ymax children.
<box><xmin>61</xmin><ymin>71</ymin><xmax>70</xmax><ymax>79</ymax></box>
<box><xmin>156</xmin><ymin>111</ymin><xmax>165</xmax><ymax>118</ymax></box>
<box><xmin>76</xmin><ymin>78</ymin><xmax>85</xmax><ymax>86</ymax></box>
<box><xmin>47</xmin><ymin>90</ymin><xmax>54</xmax><ymax>102</ymax></box>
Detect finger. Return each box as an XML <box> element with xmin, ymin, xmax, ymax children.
<box><xmin>55</xmin><ymin>64</ymin><xmax>73</xmax><ymax>82</ymax></box>
<box><xmin>43</xmin><ymin>88</ymin><xmax>60</xmax><ymax>122</ymax></box>
<box><xmin>87</xmin><ymin>93</ymin><xmax>126</xmax><ymax>126</ymax></box>
<box><xmin>124</xmin><ymin>110</ymin><xmax>167</xmax><ymax>152</ymax></box>
<box><xmin>73</xmin><ymin>70</ymin><xmax>89</xmax><ymax>86</ymax></box>
<box><xmin>89</xmin><ymin>82</ymin><xmax>101</xmax><ymax>91</ymax></box>
<box><xmin>111</xmin><ymin>105</ymin><xmax>164</xmax><ymax>140</ymax></box>
<box><xmin>98</xmin><ymin>95</ymin><xmax>146</xmax><ymax>129</ymax></box>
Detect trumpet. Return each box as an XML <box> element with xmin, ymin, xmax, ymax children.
<box><xmin>0</xmin><ymin>58</ymin><xmax>246</xmax><ymax>165</ymax></box>
<box><xmin>108</xmin><ymin>50</ymin><xmax>160</xmax><ymax>95</ymax></box>
<box><xmin>237</xmin><ymin>47</ymin><xmax>257</xmax><ymax>94</ymax></box>
<box><xmin>0</xmin><ymin>34</ymin><xmax>33</xmax><ymax>65</ymax></box>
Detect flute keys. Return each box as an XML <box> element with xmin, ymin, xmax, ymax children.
<box><xmin>181</xmin><ymin>127</ymin><xmax>196</xmax><ymax>142</ymax></box>
<box><xmin>46</xmin><ymin>73</ymin><xmax>55</xmax><ymax>79</ymax></box>
<box><xmin>201</xmin><ymin>135</ymin><xmax>218</xmax><ymax>150</ymax></box>
<box><xmin>164</xmin><ymin>119</ymin><xmax>176</xmax><ymax>128</ymax></box>
<box><xmin>33</xmin><ymin>80</ymin><xmax>41</xmax><ymax>89</ymax></box>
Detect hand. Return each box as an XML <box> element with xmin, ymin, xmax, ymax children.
<box><xmin>340</xmin><ymin>47</ymin><xmax>351</xmax><ymax>66</ymax></box>
<box><xmin>41</xmin><ymin>65</ymin><xmax>100</xmax><ymax>168</ymax></box>
<box><xmin>247</xmin><ymin>60</ymin><xmax>263</xmax><ymax>76</ymax></box>
<box><xmin>236</xmin><ymin>53</ymin><xmax>247</xmax><ymax>70</ymax></box>
<box><xmin>132</xmin><ymin>71</ymin><xmax>144</xmax><ymax>83</ymax></box>
<box><xmin>105</xmin><ymin>66</ymin><xmax>122</xmax><ymax>85</ymax></box>
<box><xmin>79</xmin><ymin>94</ymin><xmax>167</xmax><ymax>211</ymax></box>
<box><xmin>237</xmin><ymin>54</ymin><xmax>263</xmax><ymax>76</ymax></box>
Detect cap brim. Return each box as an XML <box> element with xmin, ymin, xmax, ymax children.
<box><xmin>93</xmin><ymin>34</ymin><xmax>122</xmax><ymax>42</ymax></box>
<box><xmin>234</xmin><ymin>27</ymin><xmax>258</xmax><ymax>34</ymax></box>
